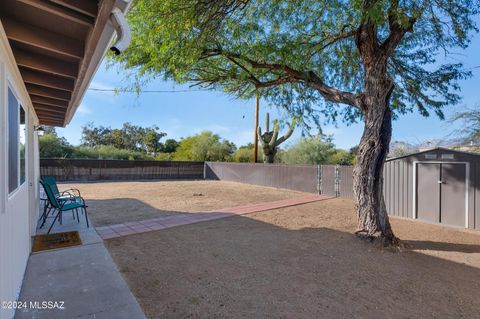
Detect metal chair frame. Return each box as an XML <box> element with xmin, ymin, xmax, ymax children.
<box><xmin>39</xmin><ymin>180</ymin><xmax>89</xmax><ymax>234</ymax></box>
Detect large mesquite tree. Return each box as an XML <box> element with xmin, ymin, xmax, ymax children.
<box><xmin>114</xmin><ymin>0</ymin><xmax>479</xmax><ymax>245</ymax></box>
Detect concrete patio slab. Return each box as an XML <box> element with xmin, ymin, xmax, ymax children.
<box><xmin>35</xmin><ymin>210</ymin><xmax>100</xmax><ymax>247</ymax></box>
<box><xmin>15</xmin><ymin>209</ymin><xmax>146</xmax><ymax>319</ymax></box>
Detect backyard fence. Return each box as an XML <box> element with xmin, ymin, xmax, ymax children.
<box><xmin>204</xmin><ymin>162</ymin><xmax>319</xmax><ymax>193</ymax></box>
<box><xmin>40</xmin><ymin>159</ymin><xmax>205</xmax><ymax>181</ymax></box>
<box><xmin>205</xmin><ymin>162</ymin><xmax>354</xmax><ymax>198</ymax></box>
<box><xmin>40</xmin><ymin>159</ymin><xmax>354</xmax><ymax>197</ymax></box>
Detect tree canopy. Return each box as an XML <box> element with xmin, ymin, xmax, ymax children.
<box><xmin>233</xmin><ymin>143</ymin><xmax>261</xmax><ymax>162</ymax></box>
<box><xmin>81</xmin><ymin>122</ymin><xmax>166</xmax><ymax>154</ymax></box>
<box><xmin>39</xmin><ymin>130</ymin><xmax>74</xmax><ymax>158</ymax></box>
<box><xmin>282</xmin><ymin>135</ymin><xmax>356</xmax><ymax>165</ymax></box>
<box><xmin>115</xmin><ymin>0</ymin><xmax>478</xmax><ymax>126</ymax></box>
<box><xmin>112</xmin><ymin>0</ymin><xmax>479</xmax><ymax>243</ymax></box>
<box><xmin>162</xmin><ymin>139</ymin><xmax>179</xmax><ymax>153</ymax></box>
<box><xmin>39</xmin><ymin>126</ymin><xmax>365</xmax><ymax>165</ymax></box>
<box><xmin>39</xmin><ymin>128</ymin><xmax>153</xmax><ymax>160</ymax></box>
<box><xmin>173</xmin><ymin>131</ymin><xmax>236</xmax><ymax>161</ymax></box>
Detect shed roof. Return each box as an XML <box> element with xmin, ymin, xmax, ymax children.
<box><xmin>386</xmin><ymin>147</ymin><xmax>480</xmax><ymax>162</ymax></box>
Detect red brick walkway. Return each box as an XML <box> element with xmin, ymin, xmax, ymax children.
<box><xmin>96</xmin><ymin>194</ymin><xmax>333</xmax><ymax>240</ymax></box>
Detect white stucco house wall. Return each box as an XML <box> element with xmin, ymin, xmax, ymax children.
<box><xmin>0</xmin><ymin>1</ymin><xmax>131</xmax><ymax>318</ymax></box>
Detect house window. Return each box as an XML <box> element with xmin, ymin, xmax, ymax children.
<box><xmin>20</xmin><ymin>106</ymin><xmax>26</xmax><ymax>184</ymax></box>
<box><xmin>8</xmin><ymin>87</ymin><xmax>26</xmax><ymax>194</ymax></box>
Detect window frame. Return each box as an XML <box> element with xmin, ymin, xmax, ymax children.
<box><xmin>6</xmin><ymin>80</ymin><xmax>28</xmax><ymax>197</ymax></box>
<box><xmin>19</xmin><ymin>102</ymin><xmax>27</xmax><ymax>187</ymax></box>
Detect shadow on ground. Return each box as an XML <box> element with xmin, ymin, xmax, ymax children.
<box><xmin>87</xmin><ymin>198</ymin><xmax>182</xmax><ymax>226</ymax></box>
<box><xmin>87</xmin><ymin>197</ymin><xmax>480</xmax><ymax>319</ymax></box>
<box><xmin>61</xmin><ymin>180</ymin><xmax>306</xmax><ymax>227</ymax></box>
<box><xmin>405</xmin><ymin>240</ymin><xmax>480</xmax><ymax>253</ymax></box>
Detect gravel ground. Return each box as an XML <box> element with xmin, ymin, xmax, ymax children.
<box><xmin>59</xmin><ymin>180</ymin><xmax>307</xmax><ymax>226</ymax></box>
<box><xmin>103</xmin><ymin>197</ymin><xmax>480</xmax><ymax>319</ymax></box>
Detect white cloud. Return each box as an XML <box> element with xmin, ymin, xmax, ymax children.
<box><xmin>224</xmin><ymin>129</ymin><xmax>253</xmax><ymax>146</ymax></box>
<box><xmin>239</xmin><ymin>130</ymin><xmax>254</xmax><ymax>144</ymax></box>
<box><xmin>204</xmin><ymin>124</ymin><xmax>231</xmax><ymax>134</ymax></box>
<box><xmin>322</xmin><ymin>126</ymin><xmax>342</xmax><ymax>136</ymax></box>
<box><xmin>77</xmin><ymin>104</ymin><xmax>92</xmax><ymax>115</ymax></box>
<box><xmin>169</xmin><ymin>117</ymin><xmax>181</xmax><ymax>124</ymax></box>
<box><xmin>87</xmin><ymin>81</ymin><xmax>117</xmax><ymax>98</ymax></box>
<box><xmin>89</xmin><ymin>80</ymin><xmax>116</xmax><ymax>91</ymax></box>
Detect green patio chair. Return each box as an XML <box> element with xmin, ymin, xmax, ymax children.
<box><xmin>42</xmin><ymin>176</ymin><xmax>82</xmax><ymax>200</ymax></box>
<box><xmin>39</xmin><ymin>176</ymin><xmax>81</xmax><ymax>227</ymax></box>
<box><xmin>40</xmin><ymin>180</ymin><xmax>89</xmax><ymax>234</ymax></box>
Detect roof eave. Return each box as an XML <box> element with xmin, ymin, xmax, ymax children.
<box><xmin>63</xmin><ymin>0</ymin><xmax>132</xmax><ymax>126</ymax></box>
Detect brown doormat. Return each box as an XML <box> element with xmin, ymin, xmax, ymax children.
<box><xmin>32</xmin><ymin>231</ymin><xmax>82</xmax><ymax>252</ymax></box>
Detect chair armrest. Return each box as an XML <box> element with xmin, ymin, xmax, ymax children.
<box><xmin>76</xmin><ymin>196</ymin><xmax>86</xmax><ymax>206</ymax></box>
<box><xmin>60</xmin><ymin>188</ymin><xmax>81</xmax><ymax>197</ymax></box>
<box><xmin>58</xmin><ymin>191</ymin><xmax>76</xmax><ymax>200</ymax></box>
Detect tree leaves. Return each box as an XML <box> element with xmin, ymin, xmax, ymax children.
<box><xmin>81</xmin><ymin>122</ymin><xmax>166</xmax><ymax>154</ymax></box>
<box><xmin>173</xmin><ymin>131</ymin><xmax>236</xmax><ymax>161</ymax></box>
<box><xmin>112</xmin><ymin>0</ymin><xmax>479</xmax><ymax>126</ymax></box>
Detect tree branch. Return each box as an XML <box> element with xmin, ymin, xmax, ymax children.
<box><xmin>316</xmin><ymin>30</ymin><xmax>356</xmax><ymax>51</ymax></box>
<box><xmin>304</xmin><ymin>29</ymin><xmax>356</xmax><ymax>60</ymax></box>
<box><xmin>381</xmin><ymin>17</ymin><xmax>416</xmax><ymax>57</ymax></box>
<box><xmin>380</xmin><ymin>1</ymin><xmax>416</xmax><ymax>57</ymax></box>
<box><xmin>202</xmin><ymin>48</ymin><xmax>360</xmax><ymax>108</ymax></box>
<box><xmin>224</xmin><ymin>55</ymin><xmax>261</xmax><ymax>85</ymax></box>
<box><xmin>355</xmin><ymin>0</ymin><xmax>381</xmax><ymax>60</ymax></box>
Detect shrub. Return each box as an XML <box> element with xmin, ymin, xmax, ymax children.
<box><xmin>173</xmin><ymin>131</ymin><xmax>236</xmax><ymax>161</ymax></box>
<box><xmin>39</xmin><ymin>133</ymin><xmax>74</xmax><ymax>158</ymax></box>
<box><xmin>155</xmin><ymin>152</ymin><xmax>174</xmax><ymax>161</ymax></box>
<box><xmin>282</xmin><ymin>136</ymin><xmax>336</xmax><ymax>164</ymax></box>
<box><xmin>328</xmin><ymin>149</ymin><xmax>355</xmax><ymax>165</ymax></box>
<box><xmin>71</xmin><ymin>145</ymin><xmax>152</xmax><ymax>160</ymax></box>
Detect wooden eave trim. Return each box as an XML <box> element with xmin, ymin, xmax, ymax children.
<box><xmin>33</xmin><ymin>102</ymin><xmax>68</xmax><ymax>114</ymax></box>
<box><xmin>30</xmin><ymin>95</ymin><xmax>69</xmax><ymax>108</ymax></box>
<box><xmin>63</xmin><ymin>0</ymin><xmax>116</xmax><ymax>126</ymax></box>
<box><xmin>17</xmin><ymin>0</ymin><xmax>95</xmax><ymax>27</ymax></box>
<box><xmin>36</xmin><ymin>112</ymin><xmax>66</xmax><ymax>121</ymax></box>
<box><xmin>20</xmin><ymin>68</ymin><xmax>74</xmax><ymax>92</ymax></box>
<box><xmin>49</xmin><ymin>0</ymin><xmax>98</xmax><ymax>18</ymax></box>
<box><xmin>0</xmin><ymin>18</ymin><xmax>38</xmax><ymax>123</ymax></box>
<box><xmin>13</xmin><ymin>48</ymin><xmax>79</xmax><ymax>79</ymax></box>
<box><xmin>26</xmin><ymin>83</ymin><xmax>72</xmax><ymax>101</ymax></box>
<box><xmin>3</xmin><ymin>17</ymin><xmax>84</xmax><ymax>60</ymax></box>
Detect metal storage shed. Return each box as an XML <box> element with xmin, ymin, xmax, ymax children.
<box><xmin>384</xmin><ymin>148</ymin><xmax>479</xmax><ymax>230</ymax></box>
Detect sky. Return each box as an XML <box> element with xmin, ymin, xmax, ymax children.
<box><xmin>55</xmin><ymin>30</ymin><xmax>480</xmax><ymax>150</ymax></box>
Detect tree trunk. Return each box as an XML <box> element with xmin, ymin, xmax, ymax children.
<box><xmin>353</xmin><ymin>68</ymin><xmax>399</xmax><ymax>246</ymax></box>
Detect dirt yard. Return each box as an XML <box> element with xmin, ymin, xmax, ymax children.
<box><xmin>104</xmin><ymin>197</ymin><xmax>480</xmax><ymax>319</ymax></box>
<box><xmin>59</xmin><ymin>180</ymin><xmax>306</xmax><ymax>226</ymax></box>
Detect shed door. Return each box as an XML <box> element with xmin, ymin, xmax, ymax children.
<box><xmin>416</xmin><ymin>163</ymin><xmax>467</xmax><ymax>227</ymax></box>
<box><xmin>440</xmin><ymin>163</ymin><xmax>466</xmax><ymax>227</ymax></box>
<box><xmin>417</xmin><ymin>164</ymin><xmax>440</xmax><ymax>223</ymax></box>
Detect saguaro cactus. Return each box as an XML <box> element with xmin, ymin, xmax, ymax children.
<box><xmin>257</xmin><ymin>112</ymin><xmax>296</xmax><ymax>163</ymax></box>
